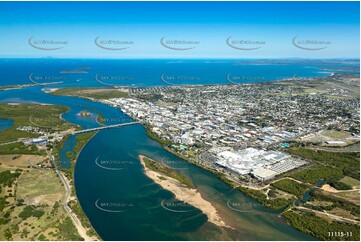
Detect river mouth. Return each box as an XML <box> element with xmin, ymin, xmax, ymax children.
<box><xmin>74</xmin><ymin>123</ymin><xmax>315</xmax><ymax>241</ymax></box>
<box><xmin>0</xmin><ymin>58</ymin><xmax>335</xmax><ymax>240</ymax></box>
<box><xmin>0</xmin><ymin>85</ymin><xmax>315</xmax><ymax>240</ymax></box>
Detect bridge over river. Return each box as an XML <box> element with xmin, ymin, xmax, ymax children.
<box><xmin>73</xmin><ymin>121</ymin><xmax>140</xmax><ymax>134</ymax></box>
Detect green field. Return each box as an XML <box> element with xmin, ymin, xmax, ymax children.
<box><xmin>321</xmin><ymin>130</ymin><xmax>352</xmax><ymax>139</ymax></box>
<box><xmin>308</xmin><ymin>190</ymin><xmax>360</xmax><ymax>216</ymax></box>
<box><xmin>0</xmin><ymin>143</ymin><xmax>45</xmax><ymax>156</ymax></box>
<box><xmin>271</xmin><ymin>179</ymin><xmax>310</xmax><ymax>198</ymax></box>
<box><xmin>16</xmin><ymin>169</ymin><xmax>63</xmax><ymax>204</ymax></box>
<box><xmin>290</xmin><ymin>164</ymin><xmax>344</xmax><ymax>185</ymax></box>
<box><xmin>0</xmin><ymin>104</ymin><xmax>74</xmax><ymax>143</ymax></box>
<box><xmin>0</xmin><ymin>103</ymin><xmax>98</xmax><ymax>240</ymax></box>
<box><xmin>51</xmin><ymin>88</ymin><xmax>129</xmax><ymax>100</ymax></box>
<box><xmin>238</xmin><ymin>185</ymin><xmax>293</xmax><ymax>210</ymax></box>
<box><xmin>339</xmin><ymin>176</ymin><xmax>360</xmax><ymax>188</ymax></box>
<box><xmin>0</xmin><ymin>168</ymin><xmax>81</xmax><ymax>241</ymax></box>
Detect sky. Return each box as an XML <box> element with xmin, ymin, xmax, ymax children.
<box><xmin>0</xmin><ymin>1</ymin><xmax>359</xmax><ymax>59</ymax></box>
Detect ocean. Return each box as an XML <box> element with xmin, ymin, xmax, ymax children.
<box><xmin>1</xmin><ymin>58</ymin><xmax>358</xmax><ymax>88</ymax></box>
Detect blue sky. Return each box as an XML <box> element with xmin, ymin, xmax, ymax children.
<box><xmin>0</xmin><ymin>1</ymin><xmax>359</xmax><ymax>59</ymax></box>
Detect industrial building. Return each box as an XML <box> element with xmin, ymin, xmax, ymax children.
<box><xmin>215</xmin><ymin>148</ymin><xmax>307</xmax><ymax>180</ymax></box>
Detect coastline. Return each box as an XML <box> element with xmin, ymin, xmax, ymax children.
<box><xmin>45</xmin><ymin>73</ymin><xmax>359</xmax><ymax>240</ymax></box>
<box><xmin>69</xmin><ymin>131</ymin><xmax>101</xmax><ymax>240</ymax></box>
<box><xmin>54</xmin><ymin>129</ymin><xmax>101</xmax><ymax>240</ymax></box>
<box><xmin>0</xmin><ymin>60</ymin><xmax>358</xmax><ymax>241</ymax></box>
<box><xmin>115</xmin><ymin>78</ymin><xmax>359</xmax><ymax>240</ymax></box>
<box><xmin>138</xmin><ymin>155</ymin><xmax>234</xmax><ymax>230</ymax></box>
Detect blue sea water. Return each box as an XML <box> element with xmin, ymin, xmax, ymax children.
<box><xmin>0</xmin><ymin>58</ymin><xmax>358</xmax><ymax>88</ymax></box>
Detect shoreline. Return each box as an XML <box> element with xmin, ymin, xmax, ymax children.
<box><xmin>138</xmin><ymin>155</ymin><xmax>234</xmax><ymax>230</ymax></box>
<box><xmin>69</xmin><ymin>131</ymin><xmax>101</xmax><ymax>240</ymax></box>
<box><xmin>53</xmin><ymin>126</ymin><xmax>100</xmax><ymax>240</ymax></box>
<box><xmin>9</xmin><ymin>73</ymin><xmax>354</xmax><ymax>240</ymax></box>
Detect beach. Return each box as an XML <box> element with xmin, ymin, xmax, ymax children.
<box><xmin>138</xmin><ymin>155</ymin><xmax>233</xmax><ymax>229</ymax></box>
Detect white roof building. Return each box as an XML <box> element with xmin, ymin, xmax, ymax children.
<box><xmin>252</xmin><ymin>168</ymin><xmax>277</xmax><ymax>181</ymax></box>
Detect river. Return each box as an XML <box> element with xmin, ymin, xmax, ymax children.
<box><xmin>0</xmin><ymin>85</ymin><xmax>315</xmax><ymax>240</ymax></box>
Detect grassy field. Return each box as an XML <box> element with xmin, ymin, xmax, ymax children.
<box><xmin>0</xmin><ymin>143</ymin><xmax>45</xmax><ymax>156</ymax></box>
<box><xmin>333</xmin><ymin>190</ymin><xmax>360</xmax><ymax>205</ymax></box>
<box><xmin>309</xmin><ymin>190</ymin><xmax>360</xmax><ymax>216</ymax></box>
<box><xmin>287</xmin><ymin>147</ymin><xmax>360</xmax><ymax>181</ymax></box>
<box><xmin>0</xmin><ymin>155</ymin><xmax>48</xmax><ymax>169</ymax></box>
<box><xmin>0</xmin><ymin>104</ymin><xmax>73</xmax><ymax>143</ymax></box>
<box><xmin>17</xmin><ymin>169</ymin><xmax>64</xmax><ymax>206</ymax></box>
<box><xmin>290</xmin><ymin>164</ymin><xmax>344</xmax><ymax>185</ymax></box>
<box><xmin>271</xmin><ymin>179</ymin><xmax>310</xmax><ymax>199</ymax></box>
<box><xmin>0</xmin><ymin>104</ymin><xmax>98</xmax><ymax>240</ymax></box>
<box><xmin>142</xmin><ymin>156</ymin><xmax>195</xmax><ymax>189</ymax></box>
<box><xmin>339</xmin><ymin>176</ymin><xmax>360</xmax><ymax>189</ymax></box>
<box><xmin>51</xmin><ymin>88</ymin><xmax>129</xmax><ymax>100</ymax></box>
<box><xmin>0</xmin><ymin>168</ymin><xmax>82</xmax><ymax>241</ymax></box>
<box><xmin>321</xmin><ymin>130</ymin><xmax>352</xmax><ymax>139</ymax></box>
<box><xmin>238</xmin><ymin>185</ymin><xmax>294</xmax><ymax>210</ymax></box>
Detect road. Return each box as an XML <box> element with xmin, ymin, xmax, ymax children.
<box><xmin>294</xmin><ymin>206</ymin><xmax>360</xmax><ymax>225</ymax></box>
<box><xmin>0</xmin><ymin>139</ymin><xmax>25</xmax><ymax>146</ymax></box>
<box><xmin>73</xmin><ymin>121</ymin><xmax>140</xmax><ymax>134</ymax></box>
<box><xmin>47</xmin><ymin>150</ymin><xmax>94</xmax><ymax>241</ymax></box>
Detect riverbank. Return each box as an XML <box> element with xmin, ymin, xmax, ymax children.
<box><xmin>133</xmin><ymin>108</ymin><xmax>360</xmax><ymax>241</ymax></box>
<box><xmin>0</xmin><ymin>103</ymin><xmax>98</xmax><ymax>240</ymax></box>
<box><xmin>139</xmin><ymin>155</ymin><xmax>233</xmax><ymax>229</ymax></box>
<box><xmin>57</xmin><ymin>131</ymin><xmax>101</xmax><ymax>240</ymax></box>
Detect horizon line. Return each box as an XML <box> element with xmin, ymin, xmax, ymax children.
<box><xmin>0</xmin><ymin>57</ymin><xmax>360</xmax><ymax>60</ymax></box>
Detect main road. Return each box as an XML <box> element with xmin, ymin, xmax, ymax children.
<box><xmin>73</xmin><ymin>121</ymin><xmax>140</xmax><ymax>134</ymax></box>
<box><xmin>47</xmin><ymin>149</ymin><xmax>95</xmax><ymax>241</ymax></box>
